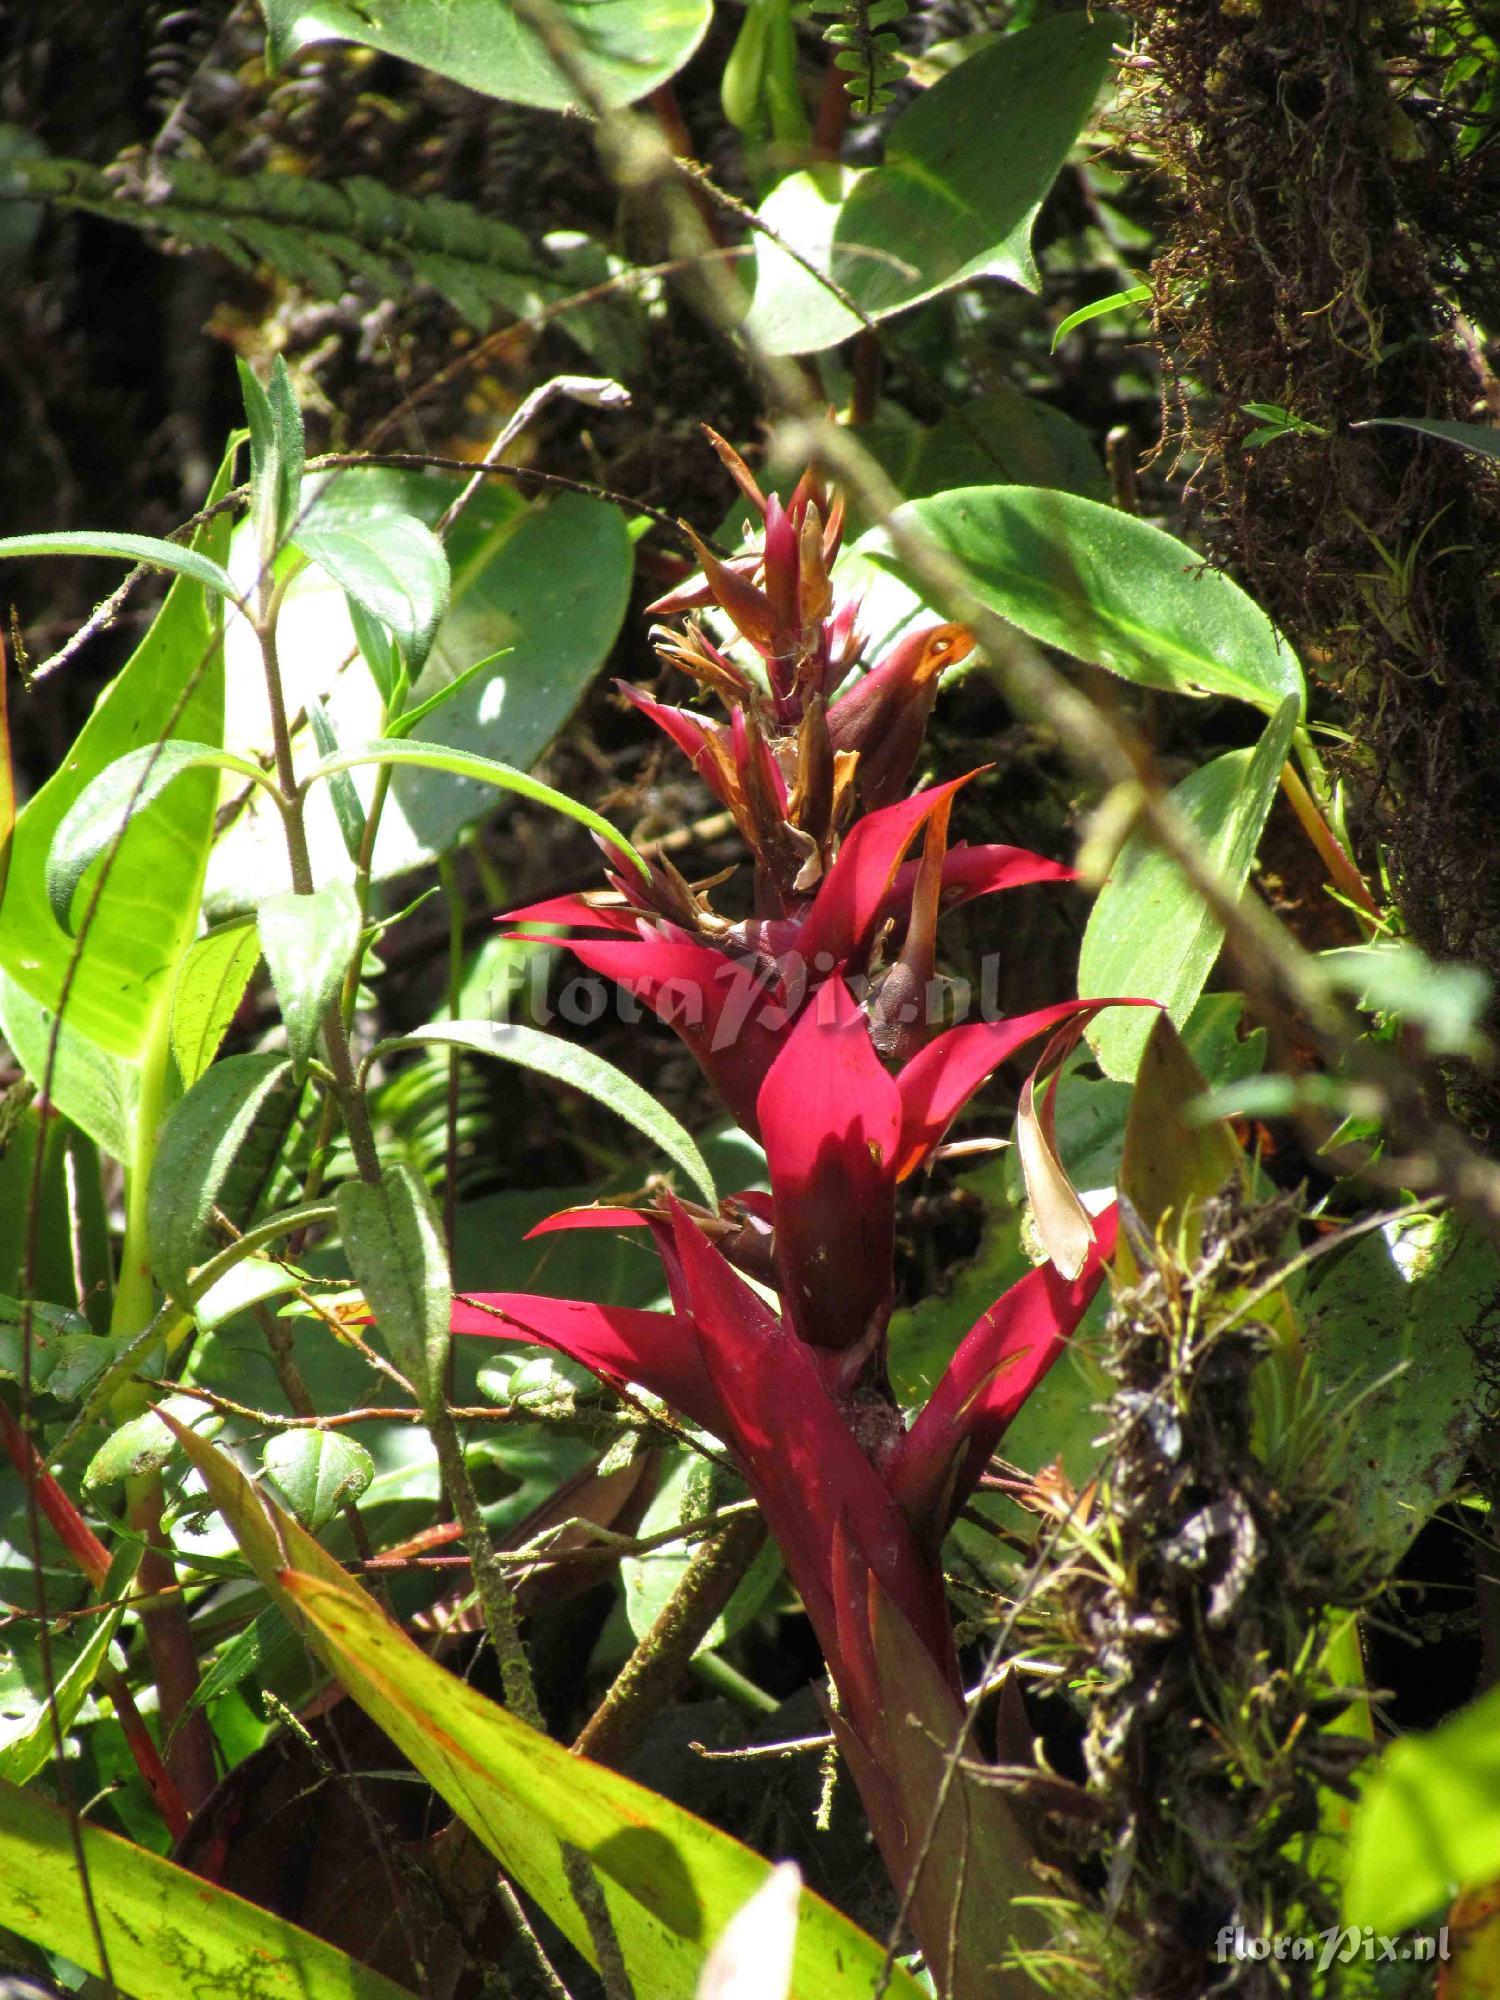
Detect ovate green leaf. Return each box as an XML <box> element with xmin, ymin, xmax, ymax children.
<box><xmin>867</xmin><ymin>487</ymin><xmax>1305</xmax><ymax>713</ymax></box>
<box><xmin>257</xmin><ymin>881</ymin><xmax>361</xmax><ymax>1073</ymax></box>
<box><xmin>337</xmin><ymin>1165</ymin><xmax>450</xmax><ymax>1402</ymax></box>
<box><xmin>260</xmin><ymin>0</ymin><xmax>711</xmax><ymax>112</ymax></box>
<box><xmin>746</xmin><ymin>16</ymin><xmax>1116</xmax><ymax>353</ymax></box>
<box><xmin>147</xmin><ymin>1053</ymin><xmax>299</xmax><ymax>1303</ymax></box>
<box><xmin>263</xmin><ymin>1429</ymin><xmax>374</xmax><ymax>1531</ymax></box>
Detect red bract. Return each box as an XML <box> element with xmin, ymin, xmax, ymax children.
<box><xmin>503</xmin><ymin>774</ymin><xmax>1076</xmax><ymax>1137</ymax></box>
<box><xmin>452</xmin><ymin>1197</ymin><xmax>1116</xmax><ymax>1738</ymax></box>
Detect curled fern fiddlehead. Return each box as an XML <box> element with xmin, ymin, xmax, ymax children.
<box><xmin>809</xmin><ymin>0</ymin><xmax>910</xmax><ymax>118</ymax></box>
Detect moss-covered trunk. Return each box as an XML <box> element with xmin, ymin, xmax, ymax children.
<box><xmin>1122</xmin><ymin>0</ymin><xmax>1500</xmax><ymax>1136</ymax></box>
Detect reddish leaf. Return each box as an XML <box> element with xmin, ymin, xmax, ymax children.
<box><xmin>756</xmin><ymin>980</ymin><xmax>901</xmax><ymax>1350</ymax></box>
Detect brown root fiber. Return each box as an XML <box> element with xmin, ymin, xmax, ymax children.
<box><xmin>1118</xmin><ymin>1</ymin><xmax>1500</xmax><ymax>1137</ymax></box>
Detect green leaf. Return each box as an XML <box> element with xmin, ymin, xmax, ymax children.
<box><xmin>165</xmin><ymin>1415</ymin><xmax>926</xmax><ymax>2000</ymax></box>
<box><xmin>1051</xmin><ymin>281</ymin><xmax>1151</xmax><ymax>350</ymax></box>
<box><xmin>307</xmin><ymin>739</ymin><xmax>650</xmax><ymax>877</ymax></box>
<box><xmin>0</xmin><ymin>969</ymin><xmax>135</xmax><ymax>1161</ymax></box>
<box><xmin>1344</xmin><ymin>1678</ymin><xmax>1500</xmax><ymax>1930</ymax></box>
<box><xmin>263</xmin><ymin>1429</ymin><xmax>374</xmax><ymax>1530</ymax></box>
<box><xmin>0</xmin><ymin>462</ymin><xmax>233</xmax><ymax>1063</ymax></box>
<box><xmin>182</xmin><ymin>1604</ymin><xmax>293</xmax><ymax>1719</ymax></box>
<box><xmin>1306</xmin><ymin>1210</ymin><xmax>1488</xmax><ymax>1562</ymax></box>
<box><xmin>260</xmin><ymin>0</ymin><xmax>712</xmax><ymax>111</ymax></box>
<box><xmin>0</xmin><ymin>1549</ymin><xmax>136</xmax><ymax>1783</ymax></box>
<box><xmin>307</xmin><ymin>693</ymin><xmax>369</xmax><ymax>863</ymax></box>
<box><xmin>82</xmin><ymin>1395</ymin><xmax>216</xmax><ymax>1492</ymax></box>
<box><xmin>1079</xmin><ymin>697</ymin><xmax>1300</xmax><ymax>1079</ymax></box>
<box><xmin>46</xmin><ymin>740</ymin><xmax>271</xmax><ymax>932</ymax></box>
<box><xmin>257</xmin><ymin>882</ymin><xmax>361</xmax><ymax>1074</ymax></box>
<box><xmin>746</xmin><ymin>15</ymin><xmax>1116</xmax><ymax>353</ymax></box>
<box><xmin>867</xmin><ymin>487</ymin><xmax>1305</xmax><ymax>714</ymax></box>
<box><xmin>387</xmin><ymin>1021</ymin><xmax>717</xmax><ymax>1207</ymax></box>
<box><xmin>146</xmin><ymin>1053</ymin><xmax>299</xmax><ymax>1304</ymax></box>
<box><xmin>171</xmin><ymin>919</ymin><xmax>261</xmax><ymax>1088</ymax></box>
<box><xmin>0</xmin><ymin>1774</ymin><xmax>417</xmax><ymax>1999</ymax></box>
<box><xmin>238</xmin><ymin>354</ymin><xmax>306</xmax><ymax>562</ymax></box>
<box><xmin>295</xmin><ymin>510</ymin><xmax>450</xmax><ymax>676</ymax></box>
<box><xmin>337</xmin><ymin>1165</ymin><xmax>450</xmax><ymax>1402</ymax></box>
<box><xmin>897</xmin><ymin>387</ymin><xmax>1108</xmax><ymax>501</ymax></box>
<box><xmin>0</xmin><ymin>531</ymin><xmax>237</xmax><ymax>599</ymax></box>
<box><xmin>1354</xmin><ymin>414</ymin><xmax>1500</xmax><ymax>461</ymax></box>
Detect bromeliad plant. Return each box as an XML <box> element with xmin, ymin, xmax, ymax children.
<box><xmin>449</xmin><ymin>433</ymin><xmax>1144</xmax><ymax>1995</ymax></box>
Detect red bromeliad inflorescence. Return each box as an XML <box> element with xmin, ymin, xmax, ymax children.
<box><xmin>446</xmin><ymin>434</ymin><xmax>1141</xmax><ymax>1972</ymax></box>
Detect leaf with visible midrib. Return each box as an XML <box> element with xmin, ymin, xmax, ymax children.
<box><xmin>260</xmin><ymin>0</ymin><xmax>712</xmax><ymax>112</ymax></box>
<box><xmin>867</xmin><ymin>487</ymin><xmax>1305</xmax><ymax>715</ymax></box>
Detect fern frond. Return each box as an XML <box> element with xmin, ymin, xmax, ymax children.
<box><xmin>809</xmin><ymin>0</ymin><xmax>909</xmax><ymax>117</ymax></box>
<box><xmin>8</xmin><ymin>151</ymin><xmax>560</xmax><ymax>328</ymax></box>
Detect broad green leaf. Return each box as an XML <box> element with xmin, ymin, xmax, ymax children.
<box><xmin>263</xmin><ymin>1430</ymin><xmax>374</xmax><ymax>1531</ymax></box>
<box><xmin>166</xmin><ymin>1416</ymin><xmax>925</xmax><ymax>2000</ymax></box>
<box><xmin>1051</xmin><ymin>282</ymin><xmax>1151</xmax><ymax>350</ymax></box>
<box><xmin>387</xmin><ymin>1021</ymin><xmax>717</xmax><ymax>1207</ymax></box>
<box><xmin>1354</xmin><ymin>415</ymin><xmax>1500</xmax><ymax>461</ymax></box>
<box><xmin>0</xmin><ymin>969</ymin><xmax>135</xmax><ymax>1160</ymax></box>
<box><xmin>337</xmin><ymin>1166</ymin><xmax>449</xmax><ymax>1402</ymax></box>
<box><xmin>1344</xmin><ymin>1679</ymin><xmax>1500</xmax><ymax>1930</ymax></box>
<box><xmin>260</xmin><ymin>0</ymin><xmax>712</xmax><ymax>111</ymax></box>
<box><xmin>238</xmin><ymin>354</ymin><xmax>305</xmax><ymax>562</ymax></box>
<box><xmin>295</xmin><ymin>511</ymin><xmax>450</xmax><ymax>676</ymax></box>
<box><xmin>866</xmin><ymin>487</ymin><xmax>1305</xmax><ymax>714</ymax></box>
<box><xmin>0</xmin><ymin>466</ymin><xmax>232</xmax><ymax>1062</ymax></box>
<box><xmin>209</xmin><ymin>478</ymin><xmax>633</xmax><ymax>901</ymax></box>
<box><xmin>46</xmin><ymin>740</ymin><xmax>271</xmax><ymax>930</ymax></box>
<box><xmin>0</xmin><ymin>530</ymin><xmax>236</xmax><ymax>599</ymax></box>
<box><xmin>1079</xmin><ymin>697</ymin><xmax>1301</xmax><ymax>1079</ymax></box>
<box><xmin>171</xmin><ymin>919</ymin><xmax>261</xmax><ymax>1088</ymax></box>
<box><xmin>0</xmin><ymin>1774</ymin><xmax>417</xmax><ymax>1999</ymax></box>
<box><xmin>146</xmin><ymin>1053</ymin><xmax>299</xmax><ymax>1303</ymax></box>
<box><xmin>257</xmin><ymin>882</ymin><xmax>361</xmax><ymax>1073</ymax></box>
<box><xmin>193</xmin><ymin>1253</ymin><xmax>301</xmax><ymax>1330</ymax></box>
<box><xmin>1305</xmin><ymin>1209</ymin><xmax>1488</xmax><ymax>1561</ymax></box>
<box><xmin>746</xmin><ymin>16</ymin><xmax>1116</xmax><ymax>353</ymax></box>
<box><xmin>623</xmin><ymin>1452</ymin><xmax>781</xmax><ymax>1650</ymax></box>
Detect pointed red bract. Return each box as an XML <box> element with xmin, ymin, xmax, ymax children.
<box><xmin>756</xmin><ymin>980</ymin><xmax>901</xmax><ymax>1351</ymax></box>
<box><xmin>450</xmin><ymin>1291</ymin><xmax>726</xmax><ymax>1437</ymax></box>
<box><xmin>564</xmin><ymin>932</ymin><xmax>788</xmax><ymax>1136</ymax></box>
<box><xmin>665</xmin><ymin>1199</ymin><xmax>953</xmax><ymax>1680</ymax></box>
<box><xmin>892</xmin><ymin>999</ymin><xmax>1113</xmax><ymax>1179</ymax></box>
<box><xmin>796</xmin><ymin>773</ymin><xmax>979</xmax><ymax>972</ymax></box>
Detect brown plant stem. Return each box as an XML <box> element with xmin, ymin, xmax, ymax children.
<box><xmin>127</xmin><ymin>1476</ymin><xmax>217</xmax><ymax>1812</ymax></box>
<box><xmin>572</xmin><ymin>1512</ymin><xmax>768</xmax><ymax>1769</ymax></box>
